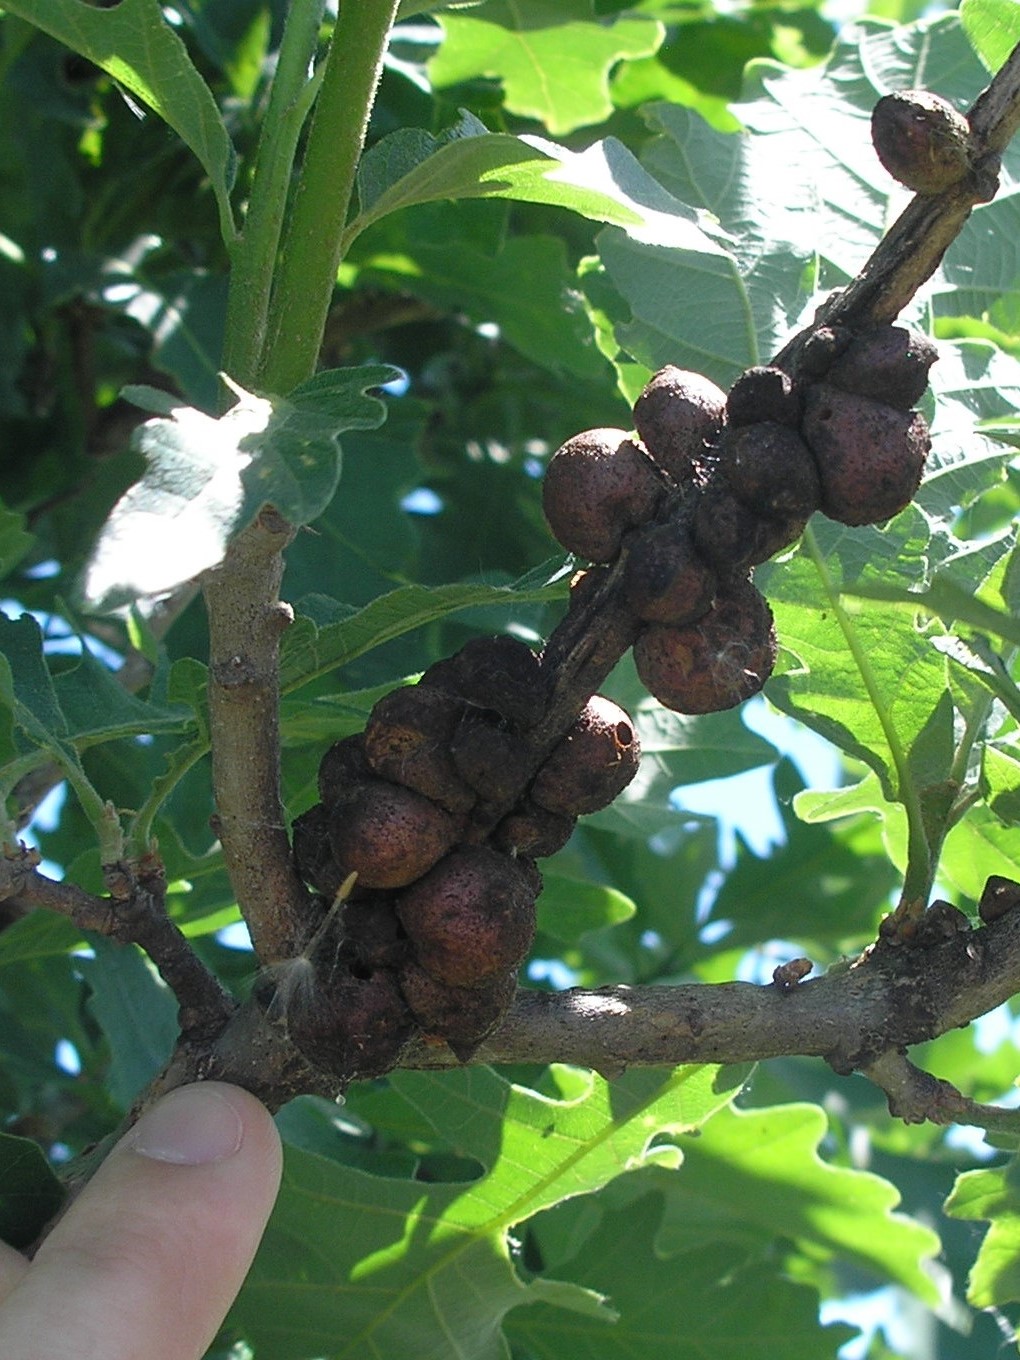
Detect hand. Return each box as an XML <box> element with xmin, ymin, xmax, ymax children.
<box><xmin>0</xmin><ymin>1082</ymin><xmax>282</xmax><ymax>1360</ymax></box>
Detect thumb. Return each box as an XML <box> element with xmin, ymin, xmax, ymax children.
<box><xmin>0</xmin><ymin>1082</ymin><xmax>282</xmax><ymax>1360</ymax></box>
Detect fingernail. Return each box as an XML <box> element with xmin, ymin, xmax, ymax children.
<box><xmin>129</xmin><ymin>1084</ymin><xmax>245</xmax><ymax>1166</ymax></box>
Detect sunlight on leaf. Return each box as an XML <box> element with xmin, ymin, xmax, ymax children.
<box><xmin>663</xmin><ymin>1103</ymin><xmax>941</xmax><ymax>1301</ymax></box>
<box><xmin>79</xmin><ymin>368</ymin><xmax>397</xmax><ymax>612</ymax></box>
<box><xmin>510</xmin><ymin>1189</ymin><xmax>857</xmax><ymax>1360</ymax></box>
<box><xmin>960</xmin><ymin>0</ymin><xmax>1020</xmax><ymax>72</ymax></box>
<box><xmin>234</xmin><ymin>1064</ymin><xmax>742</xmax><ymax>1357</ymax></box>
<box><xmin>347</xmin><ymin>110</ymin><xmax>722</xmax><ymax>255</ymax></box>
<box><xmin>429</xmin><ymin>0</ymin><xmax>663</xmax><ymax>136</ymax></box>
<box><xmin>945</xmin><ymin>1155</ymin><xmax>1020</xmax><ymax>1307</ymax></box>
<box><xmin>536</xmin><ymin>873</ymin><xmax>637</xmax><ymax>945</ymax></box>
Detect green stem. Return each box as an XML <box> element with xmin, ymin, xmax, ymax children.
<box><xmin>942</xmin><ymin>640</ymin><xmax>1020</xmax><ymax>839</ymax></box>
<box><xmin>803</xmin><ymin>525</ymin><xmax>933</xmax><ymax>906</ymax></box>
<box><xmin>60</xmin><ymin>756</ymin><xmax>123</xmax><ymax>865</ymax></box>
<box><xmin>126</xmin><ymin>739</ymin><xmax>210</xmax><ymax>859</ymax></box>
<box><xmin>222</xmin><ymin>0</ymin><xmax>328</xmax><ymax>389</ymax></box>
<box><xmin>259</xmin><ymin>0</ymin><xmax>400</xmax><ymax>395</ymax></box>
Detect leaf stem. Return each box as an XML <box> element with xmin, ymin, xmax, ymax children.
<box><xmin>802</xmin><ymin>524</ymin><xmax>932</xmax><ymax>906</ymax></box>
<box><xmin>126</xmin><ymin>739</ymin><xmax>210</xmax><ymax>858</ymax></box>
<box><xmin>222</xmin><ymin>0</ymin><xmax>328</xmax><ymax>389</ymax></box>
<box><xmin>259</xmin><ymin>0</ymin><xmax>400</xmax><ymax>394</ymax></box>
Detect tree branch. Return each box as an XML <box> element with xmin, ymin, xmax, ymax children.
<box><xmin>860</xmin><ymin>1049</ymin><xmax>1020</xmax><ymax>1132</ymax></box>
<box><xmin>203</xmin><ymin>507</ymin><xmax>317</xmax><ymax>964</ymax></box>
<box><xmin>776</xmin><ymin>43</ymin><xmax>1020</xmax><ymax>371</ymax></box>
<box><xmin>473</xmin><ymin>40</ymin><xmax>1020</xmax><ymax>833</ymax></box>
<box><xmin>413</xmin><ymin>900</ymin><xmax>1020</xmax><ymax>1078</ymax></box>
<box><xmin>159</xmin><ymin>886</ymin><xmax>1020</xmax><ymax>1122</ymax></box>
<box><xmin>0</xmin><ymin>844</ymin><xmax>233</xmax><ymax>1042</ymax></box>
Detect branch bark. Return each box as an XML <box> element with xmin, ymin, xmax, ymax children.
<box><xmin>154</xmin><ymin>890</ymin><xmax>1020</xmax><ymax>1121</ymax></box>
<box><xmin>410</xmin><ymin>902</ymin><xmax>1020</xmax><ymax>1076</ymax></box>
<box><xmin>775</xmin><ymin>45</ymin><xmax>1020</xmax><ymax>370</ymax></box>
<box><xmin>0</xmin><ymin>845</ymin><xmax>233</xmax><ymax>1043</ymax></box>
<box><xmin>203</xmin><ymin>507</ymin><xmax>317</xmax><ymax>963</ymax></box>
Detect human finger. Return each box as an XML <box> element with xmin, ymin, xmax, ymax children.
<box><xmin>0</xmin><ymin>1081</ymin><xmax>282</xmax><ymax>1360</ymax></box>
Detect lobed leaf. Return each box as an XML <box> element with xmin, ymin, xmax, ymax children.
<box><xmin>79</xmin><ymin>367</ymin><xmax>397</xmax><ymax>613</ymax></box>
<box><xmin>600</xmin><ymin>14</ymin><xmax>1020</xmax><ymax>387</ymax></box>
<box><xmin>945</xmin><ymin>1156</ymin><xmax>1020</xmax><ymax>1307</ymax></box>
<box><xmin>767</xmin><ymin>542</ymin><xmax>952</xmax><ymax>805</ymax></box>
<box><xmin>707</xmin><ymin>762</ymin><xmax>899</xmax><ymax>950</ymax></box>
<box><xmin>511</xmin><ymin>1197</ymin><xmax>857</xmax><ymax>1360</ymax></box>
<box><xmin>0</xmin><ymin>612</ymin><xmax>191</xmax><ymax>755</ymax></box>
<box><xmin>234</xmin><ymin>1063</ymin><xmax>742</xmax><ymax>1357</ymax></box>
<box><xmin>429</xmin><ymin>0</ymin><xmax>663</xmax><ymax>136</ymax></box>
<box><xmin>661</xmin><ymin>1103</ymin><xmax>941</xmax><ymax>1300</ymax></box>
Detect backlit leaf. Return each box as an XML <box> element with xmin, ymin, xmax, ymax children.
<box><xmin>510</xmin><ymin>1188</ymin><xmax>856</xmax><ymax>1360</ymax></box>
<box><xmin>79</xmin><ymin>368</ymin><xmax>397</xmax><ymax>612</ymax></box>
<box><xmin>662</xmin><ymin>1103</ymin><xmax>941</xmax><ymax>1300</ymax></box>
<box><xmin>945</xmin><ymin>1155</ymin><xmax>1020</xmax><ymax>1307</ymax></box>
<box><xmin>429</xmin><ymin>1</ymin><xmax>662</xmax><ymax>136</ymax></box>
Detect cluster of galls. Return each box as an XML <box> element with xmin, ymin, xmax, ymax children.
<box><xmin>542</xmin><ymin>324</ymin><xmax>935</xmax><ymax>715</ymax></box>
<box><xmin>289</xmin><ymin>637</ymin><xmax>641</xmax><ymax>1073</ymax></box>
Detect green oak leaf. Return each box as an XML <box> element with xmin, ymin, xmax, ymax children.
<box><xmin>661</xmin><ymin>1104</ymin><xmax>941</xmax><ymax>1301</ymax></box>
<box><xmin>79</xmin><ymin>367</ymin><xmax>397</xmax><ymax>612</ymax></box>
<box><xmin>279</xmin><ymin>575</ymin><xmax>565</xmax><ymax>694</ymax></box>
<box><xmin>919</xmin><ymin>340</ymin><xmax>1020</xmax><ymax>523</ymax></box>
<box><xmin>796</xmin><ymin>770</ymin><xmax>924</xmax><ymax>924</ymax></box>
<box><xmin>960</xmin><ymin>0</ymin><xmax>1020</xmax><ymax>72</ymax></box>
<box><xmin>766</xmin><ymin>529</ymin><xmax>952</xmax><ymax>805</ymax></box>
<box><xmin>79</xmin><ymin>938</ymin><xmax>179</xmax><ymax>1110</ymax></box>
<box><xmin>348</xmin><ymin>109</ymin><xmax>720</xmax><ymax>250</ymax></box>
<box><xmin>233</xmin><ymin>1064</ymin><xmax>743</xmax><ymax>1358</ymax></box>
<box><xmin>509</xmin><ymin>1187</ymin><xmax>857</xmax><ymax>1360</ymax></box>
<box><xmin>0</xmin><ymin>611</ymin><xmax>193</xmax><ymax>851</ymax></box>
<box><xmin>601</xmin><ymin>14</ymin><xmax>1019</xmax><ymax>389</ymax></box>
<box><xmin>939</xmin><ymin>804</ymin><xmax>1020</xmax><ymax>901</ymax></box>
<box><xmin>983</xmin><ymin>744</ymin><xmax>1020</xmax><ymax>827</ymax></box>
<box><xmin>0</xmin><ymin>1130</ymin><xmax>65</xmax><ymax>1251</ymax></box>
<box><xmin>358</xmin><ymin>233</ymin><xmax>608</xmax><ymax>379</ymax></box>
<box><xmin>429</xmin><ymin>1</ymin><xmax>663</xmax><ymax>136</ymax></box>
<box><xmin>706</xmin><ymin>762</ymin><xmax>899</xmax><ymax>950</ymax></box>
<box><xmin>536</xmin><ymin>873</ymin><xmax>637</xmax><ymax>945</ymax></box>
<box><xmin>0</xmin><ymin>612</ymin><xmax>191</xmax><ymax>756</ymax></box>
<box><xmin>945</xmin><ymin>1154</ymin><xmax>1020</xmax><ymax>1307</ymax></box>
<box><xmin>2</xmin><ymin>0</ymin><xmax>237</xmax><ymax>242</ymax></box>
<box><xmin>0</xmin><ymin>910</ymin><xmax>83</xmax><ymax>969</ymax></box>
